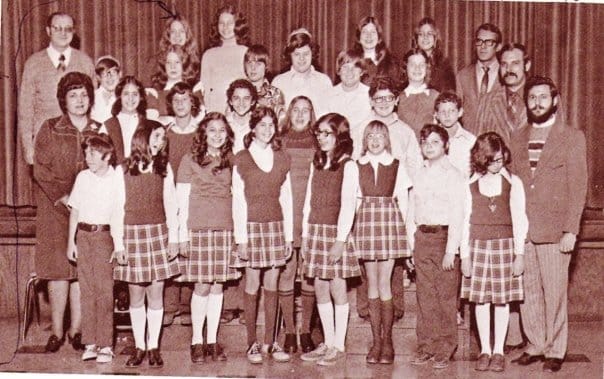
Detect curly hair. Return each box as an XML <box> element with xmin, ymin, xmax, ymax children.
<box><xmin>191</xmin><ymin>112</ymin><xmax>233</xmax><ymax>175</ymax></box>
<box><xmin>57</xmin><ymin>71</ymin><xmax>94</xmax><ymax>115</ymax></box>
<box><xmin>111</xmin><ymin>76</ymin><xmax>147</xmax><ymax>117</ymax></box>
<box><xmin>226</xmin><ymin>78</ymin><xmax>258</xmax><ymax>111</ymax></box>
<box><xmin>166</xmin><ymin>81</ymin><xmax>201</xmax><ymax>118</ymax></box>
<box><xmin>312</xmin><ymin>113</ymin><xmax>353</xmax><ymax>171</ymax></box>
<box><xmin>282</xmin><ymin>30</ymin><xmax>321</xmax><ymax>72</ymax></box>
<box><xmin>208</xmin><ymin>5</ymin><xmax>250</xmax><ymax>47</ymax></box>
<box><xmin>470</xmin><ymin>132</ymin><xmax>512</xmax><ymax>176</ymax></box>
<box><xmin>279</xmin><ymin>95</ymin><xmax>316</xmax><ymax>135</ymax></box>
<box><xmin>243</xmin><ymin>106</ymin><xmax>281</xmax><ymax>150</ymax></box>
<box><xmin>158</xmin><ymin>16</ymin><xmax>200</xmax><ymax>62</ymax></box>
<box><xmin>151</xmin><ymin>44</ymin><xmax>200</xmax><ymax>90</ymax></box>
<box><xmin>434</xmin><ymin>90</ymin><xmax>462</xmax><ymax>112</ymax></box>
<box><xmin>368</xmin><ymin>75</ymin><xmax>401</xmax><ymax>98</ymax></box>
<box><xmin>125</xmin><ymin>121</ymin><xmax>168</xmax><ymax>177</ymax></box>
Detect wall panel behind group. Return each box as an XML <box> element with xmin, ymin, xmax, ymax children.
<box><xmin>1</xmin><ymin>0</ymin><xmax>602</xmax><ymax>206</ymax></box>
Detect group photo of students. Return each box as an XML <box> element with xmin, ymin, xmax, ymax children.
<box><xmin>2</xmin><ymin>0</ymin><xmax>600</xmax><ymax>377</ymax></box>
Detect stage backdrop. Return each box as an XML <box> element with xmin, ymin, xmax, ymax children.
<box><xmin>1</xmin><ymin>0</ymin><xmax>603</xmax><ymax>207</ymax></box>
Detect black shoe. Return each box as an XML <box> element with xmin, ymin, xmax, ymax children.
<box><xmin>45</xmin><ymin>334</ymin><xmax>65</xmax><ymax>353</ymax></box>
<box><xmin>504</xmin><ymin>340</ymin><xmax>527</xmax><ymax>354</ymax></box>
<box><xmin>358</xmin><ymin>313</ymin><xmax>370</xmax><ymax>322</ymax></box>
<box><xmin>220</xmin><ymin>309</ymin><xmax>236</xmax><ymax>323</ymax></box>
<box><xmin>283</xmin><ymin>333</ymin><xmax>297</xmax><ymax>354</ymax></box>
<box><xmin>511</xmin><ymin>352</ymin><xmax>544</xmax><ymax>365</ymax></box>
<box><xmin>207</xmin><ymin>343</ymin><xmax>227</xmax><ymax>361</ymax></box>
<box><xmin>299</xmin><ymin>333</ymin><xmax>315</xmax><ymax>353</ymax></box>
<box><xmin>543</xmin><ymin>358</ymin><xmax>563</xmax><ymax>372</ymax></box>
<box><xmin>67</xmin><ymin>332</ymin><xmax>85</xmax><ymax>351</ymax></box>
<box><xmin>148</xmin><ymin>348</ymin><xmax>163</xmax><ymax>367</ymax></box>
<box><xmin>126</xmin><ymin>348</ymin><xmax>145</xmax><ymax>367</ymax></box>
<box><xmin>190</xmin><ymin>344</ymin><xmax>205</xmax><ymax>363</ymax></box>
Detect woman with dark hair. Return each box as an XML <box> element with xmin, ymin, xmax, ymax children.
<box><xmin>352</xmin><ymin>16</ymin><xmax>404</xmax><ymax>89</ymax></box>
<box><xmin>412</xmin><ymin>17</ymin><xmax>456</xmax><ymax>92</ymax></box>
<box><xmin>201</xmin><ymin>5</ymin><xmax>249</xmax><ymax>113</ymax></box>
<box><xmin>33</xmin><ymin>71</ymin><xmax>100</xmax><ymax>353</ymax></box>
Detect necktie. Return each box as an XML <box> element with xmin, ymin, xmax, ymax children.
<box><xmin>480</xmin><ymin>66</ymin><xmax>489</xmax><ymax>94</ymax></box>
<box><xmin>58</xmin><ymin>54</ymin><xmax>66</xmax><ymax>72</ymax></box>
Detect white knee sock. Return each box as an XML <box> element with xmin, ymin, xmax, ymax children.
<box><xmin>146</xmin><ymin>307</ymin><xmax>164</xmax><ymax>349</ymax></box>
<box><xmin>129</xmin><ymin>306</ymin><xmax>147</xmax><ymax>350</ymax></box>
<box><xmin>317</xmin><ymin>302</ymin><xmax>334</xmax><ymax>348</ymax></box>
<box><xmin>334</xmin><ymin>303</ymin><xmax>350</xmax><ymax>352</ymax></box>
<box><xmin>475</xmin><ymin>303</ymin><xmax>492</xmax><ymax>355</ymax></box>
<box><xmin>493</xmin><ymin>304</ymin><xmax>510</xmax><ymax>355</ymax></box>
<box><xmin>206</xmin><ymin>293</ymin><xmax>223</xmax><ymax>344</ymax></box>
<box><xmin>190</xmin><ymin>293</ymin><xmax>208</xmax><ymax>345</ymax></box>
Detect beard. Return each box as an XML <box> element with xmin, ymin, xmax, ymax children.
<box><xmin>528</xmin><ymin>103</ymin><xmax>557</xmax><ymax>124</ymax></box>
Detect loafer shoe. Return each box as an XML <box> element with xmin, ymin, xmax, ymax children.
<box><xmin>126</xmin><ymin>348</ymin><xmax>145</xmax><ymax>367</ymax></box>
<box><xmin>148</xmin><ymin>348</ymin><xmax>163</xmax><ymax>368</ymax></box>
<box><xmin>475</xmin><ymin>353</ymin><xmax>490</xmax><ymax>371</ymax></box>
<box><xmin>45</xmin><ymin>334</ymin><xmax>65</xmax><ymax>353</ymax></box>
<box><xmin>207</xmin><ymin>343</ymin><xmax>227</xmax><ymax>361</ymax></box>
<box><xmin>190</xmin><ymin>343</ymin><xmax>205</xmax><ymax>363</ymax></box>
<box><xmin>489</xmin><ymin>353</ymin><xmax>505</xmax><ymax>372</ymax></box>
<box><xmin>511</xmin><ymin>352</ymin><xmax>544</xmax><ymax>365</ymax></box>
<box><xmin>543</xmin><ymin>358</ymin><xmax>563</xmax><ymax>372</ymax></box>
<box><xmin>68</xmin><ymin>332</ymin><xmax>85</xmax><ymax>351</ymax></box>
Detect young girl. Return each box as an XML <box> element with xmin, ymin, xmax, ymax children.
<box><xmin>460</xmin><ymin>132</ymin><xmax>527</xmax><ymax>372</ymax></box>
<box><xmin>231</xmin><ymin>106</ymin><xmax>293</xmax><ymax>364</ymax></box>
<box><xmin>201</xmin><ymin>5</ymin><xmax>249</xmax><ymax>113</ymax></box>
<box><xmin>354</xmin><ymin>120</ymin><xmax>412</xmax><ymax>364</ymax></box>
<box><xmin>176</xmin><ymin>112</ymin><xmax>241</xmax><ymax>363</ymax></box>
<box><xmin>276</xmin><ymin>96</ymin><xmax>317</xmax><ymax>354</ymax></box>
<box><xmin>300</xmin><ymin>113</ymin><xmax>360</xmax><ymax>366</ymax></box>
<box><xmin>412</xmin><ymin>17</ymin><xmax>456</xmax><ymax>93</ymax></box>
<box><xmin>397</xmin><ymin>48</ymin><xmax>440</xmax><ymax>140</ymax></box>
<box><xmin>113</xmin><ymin>123</ymin><xmax>180</xmax><ymax>368</ymax></box>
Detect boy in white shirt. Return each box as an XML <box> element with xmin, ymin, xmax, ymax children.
<box><xmin>90</xmin><ymin>56</ymin><xmax>121</xmax><ymax>123</ymax></box>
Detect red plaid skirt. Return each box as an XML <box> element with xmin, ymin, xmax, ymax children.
<box><xmin>460</xmin><ymin>238</ymin><xmax>524</xmax><ymax>304</ymax></box>
<box><xmin>230</xmin><ymin>221</ymin><xmax>287</xmax><ymax>269</ymax></box>
<box><xmin>176</xmin><ymin>229</ymin><xmax>241</xmax><ymax>283</ymax></box>
<box><xmin>113</xmin><ymin>223</ymin><xmax>180</xmax><ymax>283</ymax></box>
<box><xmin>354</xmin><ymin>196</ymin><xmax>409</xmax><ymax>260</ymax></box>
<box><xmin>302</xmin><ymin>224</ymin><xmax>360</xmax><ymax>279</ymax></box>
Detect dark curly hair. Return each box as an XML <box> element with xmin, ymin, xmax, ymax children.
<box><xmin>81</xmin><ymin>133</ymin><xmax>117</xmax><ymax>167</ymax></box>
<box><xmin>208</xmin><ymin>5</ymin><xmax>250</xmax><ymax>47</ymax></box>
<box><xmin>191</xmin><ymin>112</ymin><xmax>233</xmax><ymax>175</ymax></box>
<box><xmin>312</xmin><ymin>113</ymin><xmax>353</xmax><ymax>171</ymax></box>
<box><xmin>226</xmin><ymin>78</ymin><xmax>258</xmax><ymax>112</ymax></box>
<box><xmin>243</xmin><ymin>106</ymin><xmax>281</xmax><ymax>150</ymax></box>
<box><xmin>57</xmin><ymin>71</ymin><xmax>94</xmax><ymax>115</ymax></box>
<box><xmin>166</xmin><ymin>81</ymin><xmax>201</xmax><ymax>118</ymax></box>
<box><xmin>282</xmin><ymin>30</ymin><xmax>322</xmax><ymax>72</ymax></box>
<box><xmin>152</xmin><ymin>44</ymin><xmax>200</xmax><ymax>90</ymax></box>
<box><xmin>470</xmin><ymin>132</ymin><xmax>512</xmax><ymax>176</ymax></box>
<box><xmin>111</xmin><ymin>76</ymin><xmax>147</xmax><ymax>117</ymax></box>
<box><xmin>125</xmin><ymin>121</ymin><xmax>168</xmax><ymax>177</ymax></box>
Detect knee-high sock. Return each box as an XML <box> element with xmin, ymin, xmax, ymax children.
<box><xmin>129</xmin><ymin>306</ymin><xmax>147</xmax><ymax>350</ymax></box>
<box><xmin>475</xmin><ymin>303</ymin><xmax>492</xmax><ymax>355</ymax></box>
<box><xmin>334</xmin><ymin>303</ymin><xmax>349</xmax><ymax>352</ymax></box>
<box><xmin>317</xmin><ymin>301</ymin><xmax>334</xmax><ymax>348</ymax></box>
<box><xmin>146</xmin><ymin>307</ymin><xmax>164</xmax><ymax>349</ymax></box>
<box><xmin>279</xmin><ymin>289</ymin><xmax>296</xmax><ymax>334</ymax></box>
<box><xmin>244</xmin><ymin>292</ymin><xmax>258</xmax><ymax>346</ymax></box>
<box><xmin>300</xmin><ymin>289</ymin><xmax>315</xmax><ymax>334</ymax></box>
<box><xmin>493</xmin><ymin>304</ymin><xmax>510</xmax><ymax>355</ymax></box>
<box><xmin>206</xmin><ymin>293</ymin><xmax>223</xmax><ymax>344</ymax></box>
<box><xmin>263</xmin><ymin>289</ymin><xmax>279</xmax><ymax>345</ymax></box>
<box><xmin>190</xmin><ymin>293</ymin><xmax>208</xmax><ymax>345</ymax></box>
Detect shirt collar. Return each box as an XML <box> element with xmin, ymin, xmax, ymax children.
<box><xmin>422</xmin><ymin>155</ymin><xmax>451</xmax><ymax>170</ymax></box>
<box><xmin>288</xmin><ymin>65</ymin><xmax>317</xmax><ymax>79</ymax></box>
<box><xmin>404</xmin><ymin>83</ymin><xmax>430</xmax><ymax>97</ymax></box>
<box><xmin>47</xmin><ymin>45</ymin><xmax>72</xmax><ymax>67</ymax></box>
<box><xmin>249</xmin><ymin>139</ymin><xmax>272</xmax><ymax>155</ymax></box>
<box><xmin>451</xmin><ymin>124</ymin><xmax>474</xmax><ymax>140</ymax></box>
<box><xmin>168</xmin><ymin>119</ymin><xmax>198</xmax><ymax>134</ymax></box>
<box><xmin>358</xmin><ymin>151</ymin><xmax>394</xmax><ymax>165</ymax></box>
<box><xmin>56</xmin><ymin>114</ymin><xmax>98</xmax><ymax>132</ymax></box>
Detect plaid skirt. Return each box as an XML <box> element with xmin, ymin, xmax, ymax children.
<box><xmin>302</xmin><ymin>223</ymin><xmax>360</xmax><ymax>279</ymax></box>
<box><xmin>176</xmin><ymin>229</ymin><xmax>241</xmax><ymax>283</ymax></box>
<box><xmin>113</xmin><ymin>223</ymin><xmax>180</xmax><ymax>283</ymax></box>
<box><xmin>354</xmin><ymin>196</ymin><xmax>409</xmax><ymax>260</ymax></box>
<box><xmin>460</xmin><ymin>238</ymin><xmax>524</xmax><ymax>304</ymax></box>
<box><xmin>230</xmin><ymin>221</ymin><xmax>287</xmax><ymax>269</ymax></box>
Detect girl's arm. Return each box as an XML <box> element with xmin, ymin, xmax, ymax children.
<box><xmin>279</xmin><ymin>172</ymin><xmax>294</xmax><ymax>243</ymax></box>
<box><xmin>66</xmin><ymin>207</ymin><xmax>79</xmax><ymax>262</ymax></box>
<box><xmin>176</xmin><ymin>183</ymin><xmax>191</xmax><ymax>244</ymax></box>
<box><xmin>110</xmin><ymin>168</ymin><xmax>126</xmax><ymax>254</ymax></box>
<box><xmin>232</xmin><ymin>165</ymin><xmax>248</xmax><ymax>244</ymax></box>
<box><xmin>163</xmin><ymin>164</ymin><xmax>179</xmax><ymax>244</ymax></box>
<box><xmin>510</xmin><ymin>174</ymin><xmax>529</xmax><ymax>256</ymax></box>
<box><xmin>301</xmin><ymin>164</ymin><xmax>314</xmax><ymax>239</ymax></box>
<box><xmin>393</xmin><ymin>161</ymin><xmax>412</xmax><ymax>222</ymax></box>
<box><xmin>336</xmin><ymin>160</ymin><xmax>359</xmax><ymax>242</ymax></box>
<box><xmin>460</xmin><ymin>176</ymin><xmax>478</xmax><ymax>260</ymax></box>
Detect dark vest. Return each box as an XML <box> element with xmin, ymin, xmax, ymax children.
<box><xmin>358</xmin><ymin>159</ymin><xmax>399</xmax><ymax>197</ymax></box>
<box><xmin>124</xmin><ymin>170</ymin><xmax>166</xmax><ymax>225</ymax></box>
<box><xmin>308</xmin><ymin>159</ymin><xmax>349</xmax><ymax>225</ymax></box>
<box><xmin>469</xmin><ymin>176</ymin><xmax>513</xmax><ymax>239</ymax></box>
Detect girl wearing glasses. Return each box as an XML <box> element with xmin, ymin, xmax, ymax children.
<box><xmin>299</xmin><ymin>113</ymin><xmax>360</xmax><ymax>366</ymax></box>
<box><xmin>460</xmin><ymin>132</ymin><xmax>527</xmax><ymax>373</ymax></box>
<box><xmin>412</xmin><ymin>17</ymin><xmax>456</xmax><ymax>92</ymax></box>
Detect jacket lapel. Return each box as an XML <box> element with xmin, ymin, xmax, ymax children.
<box><xmin>533</xmin><ymin>117</ymin><xmax>565</xmax><ymax>178</ymax></box>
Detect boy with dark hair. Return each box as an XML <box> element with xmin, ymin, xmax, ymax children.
<box><xmin>91</xmin><ymin>56</ymin><xmax>121</xmax><ymax>123</ymax></box>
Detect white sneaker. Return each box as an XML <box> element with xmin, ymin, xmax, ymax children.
<box><xmin>262</xmin><ymin>342</ymin><xmax>290</xmax><ymax>362</ymax></box>
<box><xmin>316</xmin><ymin>346</ymin><xmax>345</xmax><ymax>366</ymax></box>
<box><xmin>96</xmin><ymin>346</ymin><xmax>114</xmax><ymax>363</ymax></box>
<box><xmin>246</xmin><ymin>342</ymin><xmax>263</xmax><ymax>364</ymax></box>
<box><xmin>81</xmin><ymin>344</ymin><xmax>97</xmax><ymax>361</ymax></box>
<box><xmin>300</xmin><ymin>342</ymin><xmax>329</xmax><ymax>362</ymax></box>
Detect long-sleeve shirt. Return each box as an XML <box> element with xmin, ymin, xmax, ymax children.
<box><xmin>447</xmin><ymin>124</ymin><xmax>477</xmax><ymax>179</ymax></box>
<box><xmin>232</xmin><ymin>141</ymin><xmax>293</xmax><ymax>244</ymax></box>
<box><xmin>460</xmin><ymin>168</ymin><xmax>528</xmax><ymax>258</ymax></box>
<box><xmin>407</xmin><ymin>156</ymin><xmax>466</xmax><ymax>255</ymax></box>
<box><xmin>328</xmin><ymin>83</ymin><xmax>372</xmax><ymax>128</ymax></box>
<box><xmin>272</xmin><ymin>66</ymin><xmax>333</xmax><ymax>118</ymax></box>
<box><xmin>301</xmin><ymin>159</ymin><xmax>358</xmax><ymax>242</ymax></box>
<box><xmin>90</xmin><ymin>87</ymin><xmax>117</xmax><ymax>124</ymax></box>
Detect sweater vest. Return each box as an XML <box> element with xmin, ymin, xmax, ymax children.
<box><xmin>124</xmin><ymin>171</ymin><xmax>166</xmax><ymax>225</ymax></box>
<box><xmin>358</xmin><ymin>159</ymin><xmax>399</xmax><ymax>197</ymax></box>
<box><xmin>469</xmin><ymin>177</ymin><xmax>513</xmax><ymax>239</ymax></box>
<box><xmin>308</xmin><ymin>160</ymin><xmax>349</xmax><ymax>225</ymax></box>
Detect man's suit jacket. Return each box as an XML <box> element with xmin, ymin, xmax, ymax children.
<box><xmin>475</xmin><ymin>85</ymin><xmax>527</xmax><ymax>144</ymax></box>
<box><xmin>510</xmin><ymin>116</ymin><xmax>587</xmax><ymax>243</ymax></box>
<box><xmin>456</xmin><ymin>63</ymin><xmax>502</xmax><ymax>135</ymax></box>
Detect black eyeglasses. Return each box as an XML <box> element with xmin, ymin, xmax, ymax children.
<box><xmin>475</xmin><ymin>38</ymin><xmax>497</xmax><ymax>47</ymax></box>
<box><xmin>372</xmin><ymin>95</ymin><xmax>396</xmax><ymax>103</ymax></box>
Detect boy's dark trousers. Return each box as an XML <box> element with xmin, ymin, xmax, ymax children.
<box><xmin>414</xmin><ymin>228</ymin><xmax>458</xmax><ymax>359</ymax></box>
<box><xmin>76</xmin><ymin>229</ymin><xmax>115</xmax><ymax>348</ymax></box>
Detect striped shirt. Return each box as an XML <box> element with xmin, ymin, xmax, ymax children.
<box><xmin>528</xmin><ymin>116</ymin><xmax>555</xmax><ymax>175</ymax></box>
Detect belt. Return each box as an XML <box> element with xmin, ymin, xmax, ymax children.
<box><xmin>77</xmin><ymin>222</ymin><xmax>110</xmax><ymax>232</ymax></box>
<box><xmin>418</xmin><ymin>224</ymin><xmax>448</xmax><ymax>233</ymax></box>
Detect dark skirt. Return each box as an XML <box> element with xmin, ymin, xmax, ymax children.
<box><xmin>230</xmin><ymin>221</ymin><xmax>288</xmax><ymax>269</ymax></box>
<box><xmin>460</xmin><ymin>238</ymin><xmax>524</xmax><ymax>304</ymax></box>
<box><xmin>176</xmin><ymin>229</ymin><xmax>241</xmax><ymax>283</ymax></box>
<box><xmin>302</xmin><ymin>223</ymin><xmax>360</xmax><ymax>279</ymax></box>
<box><xmin>113</xmin><ymin>223</ymin><xmax>180</xmax><ymax>283</ymax></box>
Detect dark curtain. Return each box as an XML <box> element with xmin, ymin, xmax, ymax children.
<box><xmin>2</xmin><ymin>0</ymin><xmax>603</xmax><ymax>207</ymax></box>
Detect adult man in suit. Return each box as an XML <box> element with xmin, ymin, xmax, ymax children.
<box><xmin>510</xmin><ymin>76</ymin><xmax>587</xmax><ymax>373</ymax></box>
<box><xmin>456</xmin><ymin>23</ymin><xmax>502</xmax><ymax>135</ymax></box>
<box><xmin>475</xmin><ymin>43</ymin><xmax>530</xmax><ymax>144</ymax></box>
<box><xmin>18</xmin><ymin>11</ymin><xmax>95</xmax><ymax>165</ymax></box>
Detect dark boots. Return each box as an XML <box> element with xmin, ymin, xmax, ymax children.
<box><xmin>366</xmin><ymin>298</ymin><xmax>382</xmax><ymax>364</ymax></box>
<box><xmin>379</xmin><ymin>299</ymin><xmax>394</xmax><ymax>364</ymax></box>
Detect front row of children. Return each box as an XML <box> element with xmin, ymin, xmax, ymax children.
<box><xmin>67</xmin><ymin>103</ymin><xmax>526</xmax><ymax>372</ymax></box>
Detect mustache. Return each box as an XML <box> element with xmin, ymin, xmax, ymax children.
<box><xmin>504</xmin><ymin>72</ymin><xmax>517</xmax><ymax>79</ymax></box>
<box><xmin>530</xmin><ymin>105</ymin><xmax>546</xmax><ymax>111</ymax></box>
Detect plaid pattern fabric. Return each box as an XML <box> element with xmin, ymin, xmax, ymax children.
<box><xmin>230</xmin><ymin>221</ymin><xmax>287</xmax><ymax>269</ymax></box>
<box><xmin>176</xmin><ymin>229</ymin><xmax>241</xmax><ymax>283</ymax></box>
<box><xmin>354</xmin><ymin>196</ymin><xmax>409</xmax><ymax>260</ymax></box>
<box><xmin>302</xmin><ymin>223</ymin><xmax>360</xmax><ymax>279</ymax></box>
<box><xmin>460</xmin><ymin>238</ymin><xmax>524</xmax><ymax>304</ymax></box>
<box><xmin>113</xmin><ymin>223</ymin><xmax>180</xmax><ymax>283</ymax></box>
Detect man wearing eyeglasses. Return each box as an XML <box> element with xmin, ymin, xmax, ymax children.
<box><xmin>18</xmin><ymin>11</ymin><xmax>95</xmax><ymax>165</ymax></box>
<box><xmin>455</xmin><ymin>23</ymin><xmax>503</xmax><ymax>136</ymax></box>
